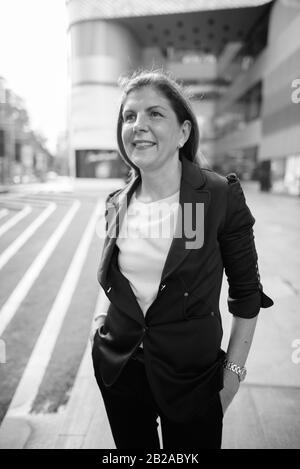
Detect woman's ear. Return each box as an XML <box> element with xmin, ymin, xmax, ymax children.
<box><xmin>181</xmin><ymin>120</ymin><xmax>192</xmax><ymax>146</ymax></box>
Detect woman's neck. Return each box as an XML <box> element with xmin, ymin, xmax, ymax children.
<box><xmin>136</xmin><ymin>159</ymin><xmax>182</xmax><ymax>203</ymax></box>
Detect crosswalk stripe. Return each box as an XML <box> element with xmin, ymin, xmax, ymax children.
<box><xmin>0</xmin><ymin>200</ymin><xmax>81</xmax><ymax>336</ymax></box>
<box><xmin>0</xmin><ymin>205</ymin><xmax>32</xmax><ymax>238</ymax></box>
<box><xmin>0</xmin><ymin>203</ymin><xmax>57</xmax><ymax>271</ymax></box>
<box><xmin>0</xmin><ymin>199</ymin><xmax>104</xmax><ymax>417</ymax></box>
<box><xmin>0</xmin><ymin>194</ymin><xmax>55</xmax><ymax>208</ymax></box>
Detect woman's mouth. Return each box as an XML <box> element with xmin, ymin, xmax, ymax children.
<box><xmin>133</xmin><ymin>141</ymin><xmax>156</xmax><ymax>150</ymax></box>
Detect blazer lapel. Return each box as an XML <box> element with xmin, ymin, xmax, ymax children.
<box><xmin>98</xmin><ymin>174</ymin><xmax>140</xmax><ymax>290</ymax></box>
<box><xmin>160</xmin><ymin>156</ymin><xmax>210</xmax><ymax>283</ymax></box>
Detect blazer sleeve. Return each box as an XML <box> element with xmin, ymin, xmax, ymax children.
<box><xmin>218</xmin><ymin>173</ymin><xmax>274</xmax><ymax>318</ymax></box>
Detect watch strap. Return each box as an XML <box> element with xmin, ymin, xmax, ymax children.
<box><xmin>223</xmin><ymin>359</ymin><xmax>247</xmax><ymax>382</ymax></box>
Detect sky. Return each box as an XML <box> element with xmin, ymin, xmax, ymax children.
<box><xmin>0</xmin><ymin>0</ymin><xmax>69</xmax><ymax>153</ymax></box>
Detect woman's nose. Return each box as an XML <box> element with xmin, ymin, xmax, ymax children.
<box><xmin>133</xmin><ymin>114</ymin><xmax>148</xmax><ymax>132</ymax></box>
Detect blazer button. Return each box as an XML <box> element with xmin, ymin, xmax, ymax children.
<box><xmin>211</xmin><ymin>311</ymin><xmax>215</xmax><ymax>316</ymax></box>
<box><xmin>184</xmin><ymin>292</ymin><xmax>189</xmax><ymax>297</ymax></box>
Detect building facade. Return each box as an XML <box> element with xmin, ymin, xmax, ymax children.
<box><xmin>0</xmin><ymin>77</ymin><xmax>53</xmax><ymax>187</ymax></box>
<box><xmin>66</xmin><ymin>0</ymin><xmax>300</xmax><ymax>195</ymax></box>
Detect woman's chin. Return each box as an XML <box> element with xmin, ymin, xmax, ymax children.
<box><xmin>130</xmin><ymin>154</ymin><xmax>154</xmax><ymax>170</ymax></box>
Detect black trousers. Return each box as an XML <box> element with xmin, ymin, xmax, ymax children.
<box><xmin>92</xmin><ymin>346</ymin><xmax>223</xmax><ymax>450</ymax></box>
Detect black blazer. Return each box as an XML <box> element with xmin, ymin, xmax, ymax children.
<box><xmin>93</xmin><ymin>155</ymin><xmax>273</xmax><ymax>422</ymax></box>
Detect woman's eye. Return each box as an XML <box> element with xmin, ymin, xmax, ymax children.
<box><xmin>150</xmin><ymin>111</ymin><xmax>162</xmax><ymax>118</ymax></box>
<box><xmin>124</xmin><ymin>114</ymin><xmax>135</xmax><ymax>123</ymax></box>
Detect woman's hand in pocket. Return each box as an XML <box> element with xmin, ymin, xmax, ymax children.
<box><xmin>90</xmin><ymin>315</ymin><xmax>106</xmax><ymax>346</ymax></box>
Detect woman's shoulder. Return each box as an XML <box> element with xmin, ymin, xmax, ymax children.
<box><xmin>201</xmin><ymin>167</ymin><xmax>239</xmax><ymax>190</ymax></box>
<box><xmin>200</xmin><ymin>168</ymin><xmax>247</xmax><ymax>210</ymax></box>
<box><xmin>201</xmin><ymin>165</ymin><xmax>237</xmax><ymax>179</ymax></box>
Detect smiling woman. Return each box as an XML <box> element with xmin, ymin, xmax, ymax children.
<box><xmin>91</xmin><ymin>69</ymin><xmax>274</xmax><ymax>450</ymax></box>
<box><xmin>121</xmin><ymin>86</ymin><xmax>191</xmax><ymax>193</ymax></box>
<box><xmin>117</xmin><ymin>70</ymin><xmax>199</xmax><ymax>176</ymax></box>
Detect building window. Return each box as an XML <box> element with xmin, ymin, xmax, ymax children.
<box><xmin>75</xmin><ymin>149</ymin><xmax>128</xmax><ymax>179</ymax></box>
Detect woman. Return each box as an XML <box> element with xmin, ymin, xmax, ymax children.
<box><xmin>91</xmin><ymin>70</ymin><xmax>273</xmax><ymax>450</ymax></box>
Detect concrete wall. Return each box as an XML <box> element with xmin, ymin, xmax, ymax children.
<box><xmin>216</xmin><ymin>50</ymin><xmax>266</xmax><ymax>116</ymax></box>
<box><xmin>260</xmin><ymin>1</ymin><xmax>300</xmax><ymax>159</ymax></box>
<box><xmin>215</xmin><ymin>118</ymin><xmax>261</xmax><ymax>154</ymax></box>
<box><xmin>214</xmin><ymin>1</ymin><xmax>300</xmax><ymax>165</ymax></box>
<box><xmin>67</xmin><ymin>16</ymin><xmax>142</xmax><ymax>175</ymax></box>
<box><xmin>168</xmin><ymin>61</ymin><xmax>217</xmax><ymax>82</ymax></box>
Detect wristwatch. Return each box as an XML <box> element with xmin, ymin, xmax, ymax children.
<box><xmin>223</xmin><ymin>359</ymin><xmax>247</xmax><ymax>382</ymax></box>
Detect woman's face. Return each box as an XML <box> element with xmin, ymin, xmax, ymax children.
<box><xmin>121</xmin><ymin>86</ymin><xmax>190</xmax><ymax>172</ymax></box>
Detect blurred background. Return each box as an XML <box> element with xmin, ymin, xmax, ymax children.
<box><xmin>0</xmin><ymin>0</ymin><xmax>299</xmax><ymax>193</ymax></box>
<box><xmin>0</xmin><ymin>0</ymin><xmax>299</xmax><ymax>450</ymax></box>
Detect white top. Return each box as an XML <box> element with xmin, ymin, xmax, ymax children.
<box><xmin>116</xmin><ymin>189</ymin><xmax>180</xmax><ymax>315</ymax></box>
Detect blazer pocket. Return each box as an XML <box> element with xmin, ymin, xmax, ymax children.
<box><xmin>183</xmin><ymin>294</ymin><xmax>215</xmax><ymax>320</ymax></box>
